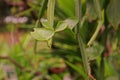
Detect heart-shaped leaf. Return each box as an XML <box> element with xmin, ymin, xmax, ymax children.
<box><xmin>31</xmin><ymin>28</ymin><xmax>54</xmax><ymax>41</ymax></box>
<box><xmin>106</xmin><ymin>0</ymin><xmax>120</xmax><ymax>29</ymax></box>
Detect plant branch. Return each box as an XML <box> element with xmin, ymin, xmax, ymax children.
<box><xmin>0</xmin><ymin>55</ymin><xmax>24</xmax><ymax>70</ymax></box>
<box><xmin>34</xmin><ymin>20</ymin><xmax>39</xmax><ymax>53</ymax></box>
<box><xmin>75</xmin><ymin>0</ymin><xmax>90</xmax><ymax>79</ymax></box>
<box><xmin>0</xmin><ymin>55</ymin><xmax>33</xmax><ymax>73</ymax></box>
<box><xmin>47</xmin><ymin>0</ymin><xmax>55</xmax><ymax>27</ymax></box>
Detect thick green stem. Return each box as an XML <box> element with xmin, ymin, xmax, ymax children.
<box><xmin>34</xmin><ymin>0</ymin><xmax>48</xmax><ymax>53</ymax></box>
<box><xmin>46</xmin><ymin>0</ymin><xmax>55</xmax><ymax>48</ymax></box>
<box><xmin>47</xmin><ymin>0</ymin><xmax>55</xmax><ymax>27</ymax></box>
<box><xmin>75</xmin><ymin>0</ymin><xmax>89</xmax><ymax>79</ymax></box>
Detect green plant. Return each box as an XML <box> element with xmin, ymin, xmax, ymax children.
<box><xmin>0</xmin><ymin>0</ymin><xmax>120</xmax><ymax>80</ymax></box>
<box><xmin>31</xmin><ymin>0</ymin><xmax>120</xmax><ymax>80</ymax></box>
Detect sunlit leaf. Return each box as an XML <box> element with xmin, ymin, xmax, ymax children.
<box><xmin>31</xmin><ymin>28</ymin><xmax>54</xmax><ymax>41</ymax></box>
<box><xmin>55</xmin><ymin>18</ymin><xmax>78</xmax><ymax>32</ymax></box>
<box><xmin>55</xmin><ymin>21</ymin><xmax>68</xmax><ymax>32</ymax></box>
<box><xmin>106</xmin><ymin>0</ymin><xmax>120</xmax><ymax>29</ymax></box>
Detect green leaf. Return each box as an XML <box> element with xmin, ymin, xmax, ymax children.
<box><xmin>55</xmin><ymin>18</ymin><xmax>78</xmax><ymax>32</ymax></box>
<box><xmin>86</xmin><ymin>0</ymin><xmax>97</xmax><ymax>21</ymax></box>
<box><xmin>55</xmin><ymin>21</ymin><xmax>68</xmax><ymax>32</ymax></box>
<box><xmin>86</xmin><ymin>42</ymin><xmax>104</xmax><ymax>60</ymax></box>
<box><xmin>64</xmin><ymin>18</ymin><xmax>78</xmax><ymax>30</ymax></box>
<box><xmin>31</xmin><ymin>28</ymin><xmax>54</xmax><ymax>41</ymax></box>
<box><xmin>86</xmin><ymin>0</ymin><xmax>103</xmax><ymax>21</ymax></box>
<box><xmin>106</xmin><ymin>0</ymin><xmax>120</xmax><ymax>29</ymax></box>
<box><xmin>65</xmin><ymin>61</ymin><xmax>87</xmax><ymax>78</ymax></box>
<box><xmin>42</xmin><ymin>21</ymin><xmax>54</xmax><ymax>30</ymax></box>
<box><xmin>57</xmin><ymin>0</ymin><xmax>75</xmax><ymax>17</ymax></box>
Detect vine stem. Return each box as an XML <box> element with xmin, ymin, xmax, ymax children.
<box><xmin>87</xmin><ymin>20</ymin><xmax>103</xmax><ymax>46</ymax></box>
<box><xmin>47</xmin><ymin>0</ymin><xmax>55</xmax><ymax>27</ymax></box>
<box><xmin>87</xmin><ymin>0</ymin><xmax>103</xmax><ymax>46</ymax></box>
<box><xmin>87</xmin><ymin>0</ymin><xmax>104</xmax><ymax>80</ymax></box>
<box><xmin>46</xmin><ymin>0</ymin><xmax>55</xmax><ymax>48</ymax></box>
<box><xmin>75</xmin><ymin>0</ymin><xmax>90</xmax><ymax>79</ymax></box>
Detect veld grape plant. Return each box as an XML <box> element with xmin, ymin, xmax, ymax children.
<box><xmin>0</xmin><ymin>0</ymin><xmax>120</xmax><ymax>80</ymax></box>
